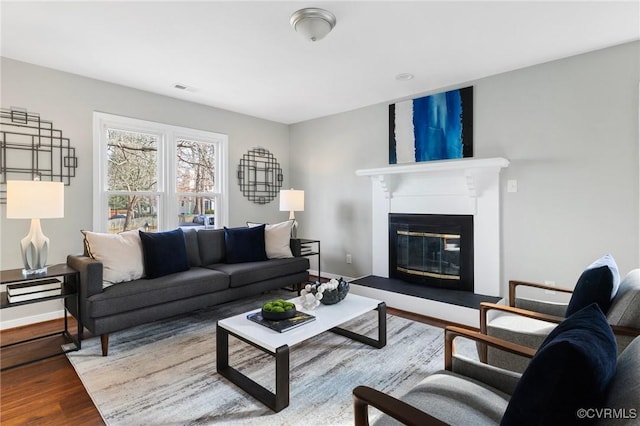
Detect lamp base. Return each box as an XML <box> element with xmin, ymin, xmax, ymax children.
<box><xmin>288</xmin><ymin>211</ymin><xmax>299</xmax><ymax>239</ymax></box>
<box><xmin>20</xmin><ymin>218</ymin><xmax>50</xmax><ymax>274</ymax></box>
<box><xmin>22</xmin><ymin>266</ymin><xmax>48</xmax><ymax>277</ymax></box>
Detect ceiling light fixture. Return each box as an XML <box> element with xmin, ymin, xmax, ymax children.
<box><xmin>290</xmin><ymin>8</ymin><xmax>336</xmax><ymax>42</ymax></box>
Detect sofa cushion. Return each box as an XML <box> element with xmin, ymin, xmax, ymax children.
<box><xmin>247</xmin><ymin>220</ymin><xmax>294</xmax><ymax>259</ymax></box>
<box><xmin>501</xmin><ymin>303</ymin><xmax>617</xmax><ymax>426</ymax></box>
<box><xmin>224</xmin><ymin>225</ymin><xmax>267</xmax><ymax>264</ymax></box>
<box><xmin>87</xmin><ymin>267</ymin><xmax>229</xmax><ymax>318</ymax></box>
<box><xmin>374</xmin><ymin>370</ymin><xmax>510</xmax><ymax>426</ymax></box>
<box><xmin>207</xmin><ymin>256</ymin><xmax>310</xmax><ymax>288</ymax></box>
<box><xmin>82</xmin><ymin>229</ymin><xmax>144</xmax><ymax>287</ymax></box>
<box><xmin>181</xmin><ymin>227</ymin><xmax>201</xmax><ymax>267</ymax></box>
<box><xmin>197</xmin><ymin>228</ymin><xmax>226</xmax><ymax>265</ymax></box>
<box><xmin>566</xmin><ymin>264</ymin><xmax>615</xmax><ymax>317</ymax></box>
<box><xmin>139</xmin><ymin>229</ymin><xmax>190</xmax><ymax>279</ymax></box>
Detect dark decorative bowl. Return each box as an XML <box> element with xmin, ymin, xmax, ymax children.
<box><xmin>261</xmin><ymin>308</ymin><xmax>297</xmax><ymax>321</ymax></box>
<box><xmin>319</xmin><ymin>278</ymin><xmax>350</xmax><ymax>305</ymax></box>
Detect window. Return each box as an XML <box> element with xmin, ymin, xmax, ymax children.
<box><xmin>93</xmin><ymin>112</ymin><xmax>228</xmax><ymax>233</ymax></box>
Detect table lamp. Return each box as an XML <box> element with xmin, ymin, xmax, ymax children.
<box><xmin>7</xmin><ymin>180</ymin><xmax>65</xmax><ymax>275</ymax></box>
<box><xmin>279</xmin><ymin>188</ymin><xmax>304</xmax><ymax>238</ymax></box>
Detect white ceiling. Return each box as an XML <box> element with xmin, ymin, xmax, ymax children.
<box><xmin>1</xmin><ymin>1</ymin><xmax>638</xmax><ymax>124</ymax></box>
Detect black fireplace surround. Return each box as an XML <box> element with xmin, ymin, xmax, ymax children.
<box><xmin>389</xmin><ymin>213</ymin><xmax>474</xmax><ymax>292</ymax></box>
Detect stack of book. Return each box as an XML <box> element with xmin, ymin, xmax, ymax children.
<box><xmin>6</xmin><ymin>278</ymin><xmax>62</xmax><ymax>303</ymax></box>
<box><xmin>300</xmin><ymin>245</ymin><xmax>315</xmax><ymax>255</ymax></box>
<box><xmin>247</xmin><ymin>311</ymin><xmax>315</xmax><ymax>333</ymax></box>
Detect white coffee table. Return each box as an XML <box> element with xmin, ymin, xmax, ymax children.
<box><xmin>216</xmin><ymin>293</ymin><xmax>386</xmax><ymax>412</ymax></box>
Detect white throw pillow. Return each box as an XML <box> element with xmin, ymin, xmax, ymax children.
<box><xmin>585</xmin><ymin>253</ymin><xmax>621</xmax><ymax>300</ymax></box>
<box><xmin>247</xmin><ymin>220</ymin><xmax>294</xmax><ymax>259</ymax></box>
<box><xmin>82</xmin><ymin>229</ymin><xmax>145</xmax><ymax>287</ymax></box>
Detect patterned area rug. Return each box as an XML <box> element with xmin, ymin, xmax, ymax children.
<box><xmin>68</xmin><ymin>290</ymin><xmax>448</xmax><ymax>425</ymax></box>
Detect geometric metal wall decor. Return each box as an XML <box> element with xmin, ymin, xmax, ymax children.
<box><xmin>237</xmin><ymin>147</ymin><xmax>283</xmax><ymax>204</ymax></box>
<box><xmin>0</xmin><ymin>107</ymin><xmax>78</xmax><ymax>203</ymax></box>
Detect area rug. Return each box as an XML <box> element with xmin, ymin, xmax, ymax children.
<box><xmin>68</xmin><ymin>291</ymin><xmax>448</xmax><ymax>425</ymax></box>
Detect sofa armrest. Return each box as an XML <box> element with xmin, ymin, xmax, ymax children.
<box><xmin>67</xmin><ymin>254</ymin><xmax>104</xmax><ymax>298</ymax></box>
<box><xmin>290</xmin><ymin>239</ymin><xmax>302</xmax><ymax>257</ymax></box>
<box><xmin>353</xmin><ymin>327</ymin><xmax>534</xmax><ymax>426</ymax></box>
<box><xmin>353</xmin><ymin>385</ymin><xmax>448</xmax><ymax>426</ymax></box>
<box><xmin>478</xmin><ymin>303</ymin><xmax>563</xmax><ymax>362</ymax></box>
<box><xmin>508</xmin><ymin>280</ymin><xmax>573</xmax><ymax>306</ymax></box>
<box><xmin>445</xmin><ymin>325</ymin><xmax>536</xmax><ymax>370</ymax></box>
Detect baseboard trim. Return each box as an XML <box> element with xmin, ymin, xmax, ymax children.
<box><xmin>310</xmin><ymin>270</ymin><xmax>356</xmax><ymax>282</ymax></box>
<box><xmin>0</xmin><ymin>309</ymin><xmax>65</xmax><ymax>330</ymax></box>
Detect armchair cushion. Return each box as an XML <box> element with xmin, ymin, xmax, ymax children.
<box><xmin>607</xmin><ymin>268</ymin><xmax>640</xmax><ymax>329</ymax></box>
<box><xmin>566</xmin><ymin>261</ymin><xmax>616</xmax><ymax>317</ymax></box>
<box><xmin>374</xmin><ymin>370</ymin><xmax>510</xmax><ymax>426</ymax></box>
<box><xmin>501</xmin><ymin>303</ymin><xmax>617</xmax><ymax>426</ymax></box>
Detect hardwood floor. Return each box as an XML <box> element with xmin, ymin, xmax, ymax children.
<box><xmin>0</xmin><ymin>293</ymin><xmax>475</xmax><ymax>425</ymax></box>
<box><xmin>0</xmin><ymin>319</ymin><xmax>104</xmax><ymax>425</ymax></box>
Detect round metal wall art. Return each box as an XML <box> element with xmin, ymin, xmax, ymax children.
<box><xmin>237</xmin><ymin>147</ymin><xmax>283</xmax><ymax>204</ymax></box>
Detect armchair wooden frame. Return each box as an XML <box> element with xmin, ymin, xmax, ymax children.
<box><xmin>353</xmin><ymin>326</ymin><xmax>536</xmax><ymax>426</ymax></box>
<box><xmin>479</xmin><ymin>280</ymin><xmax>640</xmax><ymax>362</ymax></box>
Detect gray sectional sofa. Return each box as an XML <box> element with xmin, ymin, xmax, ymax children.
<box><xmin>66</xmin><ymin>227</ymin><xmax>309</xmax><ymax>356</ymax></box>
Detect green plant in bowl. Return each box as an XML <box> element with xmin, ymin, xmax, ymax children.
<box><xmin>261</xmin><ymin>299</ymin><xmax>296</xmax><ymax>320</ymax></box>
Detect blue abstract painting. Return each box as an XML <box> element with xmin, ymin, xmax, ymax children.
<box><xmin>389</xmin><ymin>86</ymin><xmax>473</xmax><ymax>164</ymax></box>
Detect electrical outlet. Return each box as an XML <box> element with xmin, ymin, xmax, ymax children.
<box><xmin>507</xmin><ymin>179</ymin><xmax>518</xmax><ymax>193</ymax></box>
<box><xmin>346</xmin><ymin>254</ymin><xmax>352</xmax><ymax>264</ymax></box>
<box><xmin>544</xmin><ymin>280</ymin><xmax>556</xmax><ymax>295</ymax></box>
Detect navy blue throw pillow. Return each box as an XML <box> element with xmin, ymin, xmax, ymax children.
<box><xmin>501</xmin><ymin>303</ymin><xmax>617</xmax><ymax>426</ymax></box>
<box><xmin>139</xmin><ymin>228</ymin><xmax>190</xmax><ymax>279</ymax></box>
<box><xmin>224</xmin><ymin>225</ymin><xmax>267</xmax><ymax>264</ymax></box>
<box><xmin>566</xmin><ymin>265</ymin><xmax>614</xmax><ymax>317</ymax></box>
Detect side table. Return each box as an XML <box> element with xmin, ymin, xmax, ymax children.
<box><xmin>1</xmin><ymin>264</ymin><xmax>81</xmax><ymax>371</ymax></box>
<box><xmin>291</xmin><ymin>238</ymin><xmax>321</xmax><ymax>280</ymax></box>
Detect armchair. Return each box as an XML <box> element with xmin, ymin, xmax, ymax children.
<box><xmin>480</xmin><ymin>268</ymin><xmax>640</xmax><ymax>372</ymax></box>
<box><xmin>354</xmin><ymin>326</ymin><xmax>533</xmax><ymax>426</ymax></box>
<box><xmin>354</xmin><ymin>306</ymin><xmax>640</xmax><ymax>426</ymax></box>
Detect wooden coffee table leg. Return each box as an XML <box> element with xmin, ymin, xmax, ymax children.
<box><xmin>330</xmin><ymin>302</ymin><xmax>387</xmax><ymax>348</ymax></box>
<box><xmin>216</xmin><ymin>323</ymin><xmax>290</xmax><ymax>412</ymax></box>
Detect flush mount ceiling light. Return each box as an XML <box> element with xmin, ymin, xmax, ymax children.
<box><xmin>290</xmin><ymin>7</ymin><xmax>337</xmax><ymax>42</ymax></box>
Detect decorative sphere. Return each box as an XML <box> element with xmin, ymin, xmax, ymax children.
<box><xmin>318</xmin><ymin>278</ymin><xmax>350</xmax><ymax>305</ymax></box>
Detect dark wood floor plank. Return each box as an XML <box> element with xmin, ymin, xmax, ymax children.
<box><xmin>1</xmin><ymin>319</ymin><xmax>104</xmax><ymax>426</ymax></box>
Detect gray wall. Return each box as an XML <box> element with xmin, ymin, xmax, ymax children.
<box><xmin>0</xmin><ymin>58</ymin><xmax>291</xmax><ymax>326</ymax></box>
<box><xmin>2</xmin><ymin>41</ymin><xmax>638</xmax><ymax>326</ymax></box>
<box><xmin>290</xmin><ymin>41</ymin><xmax>639</xmax><ymax>292</ymax></box>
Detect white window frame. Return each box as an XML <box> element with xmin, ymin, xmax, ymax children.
<box><xmin>92</xmin><ymin>112</ymin><xmax>228</xmax><ymax>232</ymax></box>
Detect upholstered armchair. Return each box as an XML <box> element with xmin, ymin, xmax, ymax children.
<box><xmin>354</xmin><ymin>326</ymin><xmax>533</xmax><ymax>426</ymax></box>
<box><xmin>479</xmin><ymin>268</ymin><xmax>640</xmax><ymax>372</ymax></box>
<box><xmin>354</xmin><ymin>305</ymin><xmax>640</xmax><ymax>426</ymax></box>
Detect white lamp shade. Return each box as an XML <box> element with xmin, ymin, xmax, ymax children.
<box><xmin>279</xmin><ymin>189</ymin><xmax>304</xmax><ymax>212</ymax></box>
<box><xmin>7</xmin><ymin>180</ymin><xmax>64</xmax><ymax>219</ymax></box>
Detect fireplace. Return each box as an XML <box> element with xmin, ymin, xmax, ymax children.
<box><xmin>389</xmin><ymin>214</ymin><xmax>473</xmax><ymax>292</ymax></box>
<box><xmin>355</xmin><ymin>158</ymin><xmax>508</xmax><ymax>325</ymax></box>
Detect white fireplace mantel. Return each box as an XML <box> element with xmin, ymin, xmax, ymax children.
<box><xmin>356</xmin><ymin>157</ymin><xmax>509</xmax><ymax>198</ymax></box>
